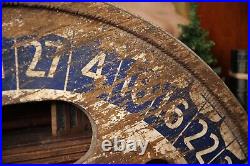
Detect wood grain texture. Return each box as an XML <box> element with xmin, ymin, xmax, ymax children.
<box><xmin>2</xmin><ymin>2</ymin><xmax>247</xmax><ymax>164</ymax></box>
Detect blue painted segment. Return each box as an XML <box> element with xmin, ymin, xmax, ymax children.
<box><xmin>17</xmin><ymin>34</ymin><xmax>69</xmax><ymax>90</ymax></box>
<box><xmin>144</xmin><ymin>86</ymin><xmax>197</xmax><ymax>140</ymax></box>
<box><xmin>2</xmin><ymin>37</ymin><xmax>16</xmax><ymax>90</ymax></box>
<box><xmin>101</xmin><ymin>52</ymin><xmax>121</xmax><ymax>86</ymax></box>
<box><xmin>2</xmin><ymin>34</ymin><xmax>245</xmax><ymax>164</ymax></box>
<box><xmin>173</xmin><ymin>115</ymin><xmax>225</xmax><ymax>163</ymax></box>
<box><xmin>66</xmin><ymin>41</ymin><xmax>100</xmax><ymax>93</ymax></box>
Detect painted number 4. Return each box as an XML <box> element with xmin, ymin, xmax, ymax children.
<box><xmin>81</xmin><ymin>52</ymin><xmax>106</xmax><ymax>79</ymax></box>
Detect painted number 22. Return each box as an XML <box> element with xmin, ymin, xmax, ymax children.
<box><xmin>184</xmin><ymin>119</ymin><xmax>231</xmax><ymax>164</ymax></box>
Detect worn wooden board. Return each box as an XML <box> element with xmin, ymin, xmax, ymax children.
<box><xmin>2</xmin><ymin>2</ymin><xmax>248</xmax><ymax>164</ymax></box>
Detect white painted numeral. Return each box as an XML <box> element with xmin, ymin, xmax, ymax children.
<box><xmin>184</xmin><ymin>119</ymin><xmax>220</xmax><ymax>164</ymax></box>
<box><xmin>25</xmin><ymin>40</ymin><xmax>63</xmax><ymax>78</ymax></box>
<box><xmin>45</xmin><ymin>41</ymin><xmax>63</xmax><ymax>78</ymax></box>
<box><xmin>81</xmin><ymin>52</ymin><xmax>106</xmax><ymax>79</ymax></box>
<box><xmin>224</xmin><ymin>156</ymin><xmax>232</xmax><ymax>164</ymax></box>
<box><xmin>184</xmin><ymin>119</ymin><xmax>208</xmax><ymax>150</ymax></box>
<box><xmin>165</xmin><ymin>100</ymin><xmax>188</xmax><ymax>129</ymax></box>
<box><xmin>25</xmin><ymin>41</ymin><xmax>45</xmax><ymax>77</ymax></box>
<box><xmin>196</xmin><ymin>133</ymin><xmax>219</xmax><ymax>164</ymax></box>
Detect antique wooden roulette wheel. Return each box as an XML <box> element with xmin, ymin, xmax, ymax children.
<box><xmin>2</xmin><ymin>2</ymin><xmax>248</xmax><ymax>164</ymax></box>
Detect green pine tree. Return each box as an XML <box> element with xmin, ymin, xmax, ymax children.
<box><xmin>179</xmin><ymin>3</ymin><xmax>217</xmax><ymax>67</ymax></box>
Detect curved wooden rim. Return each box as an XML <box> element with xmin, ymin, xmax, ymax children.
<box><xmin>2</xmin><ymin>2</ymin><xmax>248</xmax><ymax>157</ymax></box>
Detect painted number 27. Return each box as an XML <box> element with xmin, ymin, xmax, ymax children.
<box><xmin>25</xmin><ymin>40</ymin><xmax>63</xmax><ymax>78</ymax></box>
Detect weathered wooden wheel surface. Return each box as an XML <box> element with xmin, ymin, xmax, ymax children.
<box><xmin>2</xmin><ymin>2</ymin><xmax>248</xmax><ymax>164</ymax></box>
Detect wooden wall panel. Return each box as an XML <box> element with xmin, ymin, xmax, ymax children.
<box><xmin>197</xmin><ymin>2</ymin><xmax>248</xmax><ymax>77</ymax></box>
